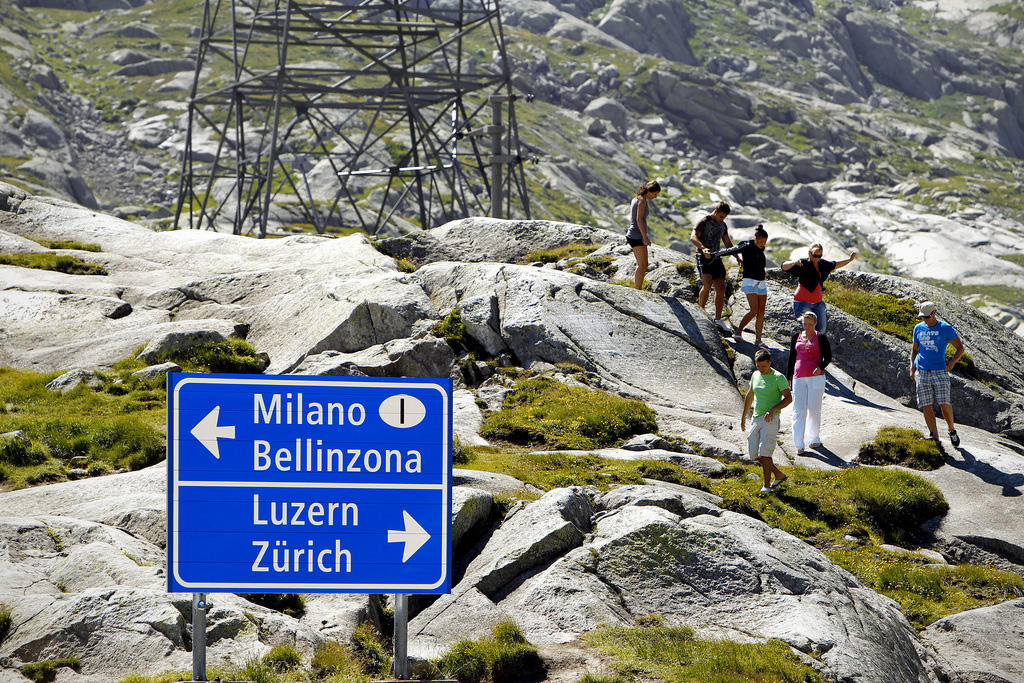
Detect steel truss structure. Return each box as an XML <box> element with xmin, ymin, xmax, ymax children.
<box><xmin>174</xmin><ymin>0</ymin><xmax>530</xmax><ymax>236</ymax></box>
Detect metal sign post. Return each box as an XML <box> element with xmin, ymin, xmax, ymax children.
<box><xmin>192</xmin><ymin>593</ymin><xmax>207</xmax><ymax>681</ymax></box>
<box><xmin>394</xmin><ymin>594</ymin><xmax>408</xmax><ymax>680</ymax></box>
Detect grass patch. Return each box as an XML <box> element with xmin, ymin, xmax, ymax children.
<box><xmin>395</xmin><ymin>256</ymin><xmax>417</xmax><ymax>273</ymax></box>
<box><xmin>433</xmin><ymin>307</ymin><xmax>467</xmax><ymax>346</ymax></box>
<box><xmin>154</xmin><ymin>338</ymin><xmax>269</xmax><ymax>374</ymax></box>
<box><xmin>0</xmin><ymin>603</ymin><xmax>11</xmax><ymax>643</ymax></box>
<box><xmin>310</xmin><ymin>639</ymin><xmax>371</xmax><ymax>680</ymax></box>
<box><xmin>0</xmin><ymin>367</ymin><xmax>166</xmax><ymax>489</ymax></box>
<box><xmin>0</xmin><ymin>252</ymin><xmax>107</xmax><ymax>275</ymax></box>
<box><xmin>434</xmin><ymin>620</ymin><xmax>542</xmax><ymax>683</ymax></box>
<box><xmin>21</xmin><ymin>657</ymin><xmax>81</xmax><ymax>683</ymax></box>
<box><xmin>351</xmin><ymin>622</ymin><xmax>391</xmax><ymax>677</ymax></box>
<box><xmin>999</xmin><ymin>253</ymin><xmax>1024</xmax><ymax>267</ymax></box>
<box><xmin>823</xmin><ymin>282</ymin><xmax>918</xmax><ymax>341</ymax></box>
<box><xmin>522</xmin><ymin>241</ymin><xmax>598</xmax><ymax>264</ymax></box>
<box><xmin>713</xmin><ymin>466</ymin><xmax>948</xmax><ymax>546</ymax></box>
<box><xmin>28</xmin><ymin>239</ymin><xmax>102</xmax><ymax>252</ymax></box>
<box><xmin>262</xmin><ymin>644</ymin><xmax>302</xmax><ymax>673</ymax></box>
<box><xmin>857</xmin><ymin>427</ymin><xmax>945</xmax><ymax>470</ymax></box>
<box><xmin>583</xmin><ymin>618</ymin><xmax>824</xmax><ymax>683</ymax></box>
<box><xmin>480</xmin><ymin>377</ymin><xmax>657</xmax><ymax>449</ymax></box>
<box><xmin>828</xmin><ymin>546</ymin><xmax>1024</xmax><ymax>629</ymax></box>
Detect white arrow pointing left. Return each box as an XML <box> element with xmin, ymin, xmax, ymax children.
<box><xmin>190</xmin><ymin>405</ymin><xmax>235</xmax><ymax>459</ymax></box>
<box><xmin>387</xmin><ymin>510</ymin><xmax>431</xmax><ymax>562</ymax></box>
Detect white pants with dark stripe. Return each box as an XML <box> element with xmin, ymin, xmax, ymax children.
<box><xmin>792</xmin><ymin>374</ymin><xmax>826</xmax><ymax>450</ymax></box>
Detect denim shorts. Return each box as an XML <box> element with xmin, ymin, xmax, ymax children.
<box><xmin>741</xmin><ymin>278</ymin><xmax>767</xmax><ymax>295</ymax></box>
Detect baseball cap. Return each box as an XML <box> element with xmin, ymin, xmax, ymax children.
<box><xmin>917</xmin><ymin>302</ymin><xmax>937</xmax><ymax>319</ymax></box>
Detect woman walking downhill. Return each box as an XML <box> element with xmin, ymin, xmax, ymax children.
<box><xmin>786</xmin><ymin>311</ymin><xmax>832</xmax><ymax>454</ymax></box>
<box><xmin>781</xmin><ymin>243</ymin><xmax>856</xmax><ymax>333</ymax></box>
<box><xmin>625</xmin><ymin>180</ymin><xmax>660</xmax><ymax>289</ymax></box>
<box><xmin>716</xmin><ymin>224</ymin><xmax>770</xmax><ymax>348</ymax></box>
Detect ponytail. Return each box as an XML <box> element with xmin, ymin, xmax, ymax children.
<box><xmin>635</xmin><ymin>180</ymin><xmax>661</xmax><ymax>197</ymax></box>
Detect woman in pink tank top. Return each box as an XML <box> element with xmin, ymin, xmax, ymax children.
<box><xmin>785</xmin><ymin>311</ymin><xmax>833</xmax><ymax>454</ymax></box>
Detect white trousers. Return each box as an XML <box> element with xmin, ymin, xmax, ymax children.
<box><xmin>791</xmin><ymin>374</ymin><xmax>826</xmax><ymax>450</ymax></box>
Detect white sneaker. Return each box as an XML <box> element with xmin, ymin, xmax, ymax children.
<box><xmin>759</xmin><ymin>486</ymin><xmax>772</xmax><ymax>494</ymax></box>
<box><xmin>715</xmin><ymin>319</ymin><xmax>732</xmax><ymax>333</ymax></box>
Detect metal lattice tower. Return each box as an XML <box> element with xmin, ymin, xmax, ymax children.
<box><xmin>174</xmin><ymin>0</ymin><xmax>531</xmax><ymax>236</ymax></box>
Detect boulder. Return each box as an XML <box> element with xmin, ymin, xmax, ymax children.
<box><xmin>920</xmin><ymin>598</ymin><xmax>1024</xmax><ymax>683</ymax></box>
<box><xmin>111</xmin><ymin>59</ymin><xmax>195</xmax><ymax>78</ymax></box>
<box><xmin>788</xmin><ymin>183</ymin><xmax>825</xmax><ymax>209</ymax></box>
<box><xmin>15</xmin><ymin>158</ymin><xmax>98</xmax><ymax>209</ymax></box>
<box><xmin>105</xmin><ymin>49</ymin><xmax>150</xmax><ymax>66</ymax></box>
<box><xmin>452</xmin><ymin>468</ymin><xmax>541</xmax><ymax>496</ymax></box>
<box><xmin>135</xmin><ymin>320</ymin><xmax>242</xmax><ymax>363</ymax></box>
<box><xmin>644</xmin><ymin>69</ymin><xmax>756</xmax><ymax>145</ymax></box>
<box><xmin>44</xmin><ymin>369</ymin><xmax>102</xmax><ymax>393</ymax></box>
<box><xmin>377</xmin><ymin>217</ymin><xmax>616</xmax><ymax>266</ymax></box>
<box><xmin>290</xmin><ymin>337</ymin><xmax>454</xmax><ymax>379</ymax></box>
<box><xmin>410</xmin><ymin>487</ymin><xmax>947</xmax><ymax>683</ymax></box>
<box><xmin>842</xmin><ymin>11</ymin><xmax>942</xmax><ymax>101</ymax></box>
<box><xmin>582</xmin><ymin>97</ymin><xmax>628</xmax><ymax>132</ymax></box>
<box><xmin>414</xmin><ymin>262</ymin><xmax>743</xmax><ymax>423</ymax></box>
<box><xmin>597</xmin><ymin>0</ymin><xmax>696</xmax><ymax>65</ymax></box>
<box><xmin>453</xmin><ymin>388</ymin><xmax>489</xmax><ymax>447</ymax></box>
<box><xmin>19</xmin><ymin>110</ymin><xmax>66</xmax><ymax>150</ymax></box>
<box><xmin>131</xmin><ymin>361</ymin><xmax>181</xmax><ymax>380</ymax></box>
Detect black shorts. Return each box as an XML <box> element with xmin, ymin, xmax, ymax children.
<box><xmin>626</xmin><ymin>236</ymin><xmax>645</xmax><ymax>248</ymax></box>
<box><xmin>696</xmin><ymin>253</ymin><xmax>726</xmax><ymax>280</ymax></box>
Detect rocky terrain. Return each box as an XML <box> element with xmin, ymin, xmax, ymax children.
<box><xmin>1</xmin><ymin>0</ymin><xmax>1024</xmax><ymax>332</ymax></box>
<box><xmin>1</xmin><ymin>182</ymin><xmax>1024</xmax><ymax>681</ymax></box>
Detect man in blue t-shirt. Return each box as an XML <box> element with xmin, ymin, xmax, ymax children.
<box><xmin>910</xmin><ymin>301</ymin><xmax>965</xmax><ymax>447</ymax></box>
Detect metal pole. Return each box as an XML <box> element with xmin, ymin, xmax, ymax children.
<box><xmin>393</xmin><ymin>594</ymin><xmax>408</xmax><ymax>680</ymax></box>
<box><xmin>192</xmin><ymin>593</ymin><xmax>207</xmax><ymax>681</ymax></box>
<box><xmin>490</xmin><ymin>97</ymin><xmax>503</xmax><ymax>219</ymax></box>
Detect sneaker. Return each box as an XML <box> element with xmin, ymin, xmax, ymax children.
<box><xmin>733</xmin><ymin>331</ymin><xmax>743</xmax><ymax>342</ymax></box>
<box><xmin>759</xmin><ymin>486</ymin><xmax>772</xmax><ymax>494</ymax></box>
<box><xmin>715</xmin><ymin>318</ymin><xmax>732</xmax><ymax>333</ymax></box>
<box><xmin>928</xmin><ymin>432</ymin><xmax>939</xmax><ymax>442</ymax></box>
<box><xmin>757</xmin><ymin>340</ymin><xmax>771</xmax><ymax>349</ymax></box>
<box><xmin>949</xmin><ymin>430</ymin><xmax>960</xmax><ymax>447</ymax></box>
<box><xmin>773</xmin><ymin>475</ymin><xmax>789</xmax><ymax>488</ymax></box>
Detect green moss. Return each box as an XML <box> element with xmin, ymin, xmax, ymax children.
<box><xmin>583</xmin><ymin>620</ymin><xmax>824</xmax><ymax>683</ymax></box>
<box><xmin>435</xmin><ymin>620</ymin><xmax>541</xmax><ymax>683</ymax></box>
<box><xmin>395</xmin><ymin>256</ymin><xmax>417</xmax><ymax>273</ymax></box>
<box><xmin>828</xmin><ymin>547</ymin><xmax>1024</xmax><ymax>629</ymax></box>
<box><xmin>0</xmin><ymin>603</ymin><xmax>10</xmax><ymax>643</ymax></box>
<box><xmin>999</xmin><ymin>253</ymin><xmax>1024</xmax><ymax>267</ymax></box>
<box><xmin>351</xmin><ymin>622</ymin><xmax>391</xmax><ymax>677</ymax></box>
<box><xmin>713</xmin><ymin>466</ymin><xmax>948</xmax><ymax>546</ymax></box>
<box><xmin>433</xmin><ymin>307</ymin><xmax>467</xmax><ymax>345</ymax></box>
<box><xmin>823</xmin><ymin>283</ymin><xmax>919</xmax><ymax>341</ymax></box>
<box><xmin>857</xmin><ymin>427</ymin><xmax>945</xmax><ymax>470</ymax></box>
<box><xmin>481</xmin><ymin>376</ymin><xmax>657</xmax><ymax>449</ymax></box>
<box><xmin>262</xmin><ymin>644</ymin><xmax>302</xmax><ymax>673</ymax></box>
<box><xmin>154</xmin><ymin>338</ymin><xmax>269</xmax><ymax>374</ymax></box>
<box><xmin>0</xmin><ymin>367</ymin><xmax>168</xmax><ymax>488</ymax></box>
<box><xmin>28</xmin><ymin>239</ymin><xmax>102</xmax><ymax>252</ymax></box>
<box><xmin>310</xmin><ymin>639</ymin><xmax>372</xmax><ymax>681</ymax></box>
<box><xmin>0</xmin><ymin>252</ymin><xmax>107</xmax><ymax>276</ymax></box>
<box><xmin>522</xmin><ymin>241</ymin><xmax>598</xmax><ymax>264</ymax></box>
<box><xmin>21</xmin><ymin>657</ymin><xmax>81</xmax><ymax>683</ymax></box>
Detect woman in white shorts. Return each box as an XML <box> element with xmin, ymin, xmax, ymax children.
<box><xmin>716</xmin><ymin>225</ymin><xmax>769</xmax><ymax>348</ymax></box>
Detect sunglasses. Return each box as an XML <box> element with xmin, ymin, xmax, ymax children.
<box><xmin>810</xmin><ymin>253</ymin><xmax>822</xmax><ymax>259</ymax></box>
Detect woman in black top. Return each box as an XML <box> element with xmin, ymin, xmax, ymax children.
<box><xmin>716</xmin><ymin>225</ymin><xmax>769</xmax><ymax>347</ymax></box>
<box><xmin>781</xmin><ymin>243</ymin><xmax>856</xmax><ymax>333</ymax></box>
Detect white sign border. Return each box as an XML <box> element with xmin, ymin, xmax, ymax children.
<box><xmin>169</xmin><ymin>376</ymin><xmax>450</xmax><ymax>592</ymax></box>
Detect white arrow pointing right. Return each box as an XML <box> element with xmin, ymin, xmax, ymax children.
<box><xmin>190</xmin><ymin>405</ymin><xmax>235</xmax><ymax>459</ymax></box>
<box><xmin>387</xmin><ymin>510</ymin><xmax>431</xmax><ymax>562</ymax></box>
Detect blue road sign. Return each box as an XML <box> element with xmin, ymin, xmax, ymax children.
<box><xmin>166</xmin><ymin>373</ymin><xmax>452</xmax><ymax>594</ymax></box>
